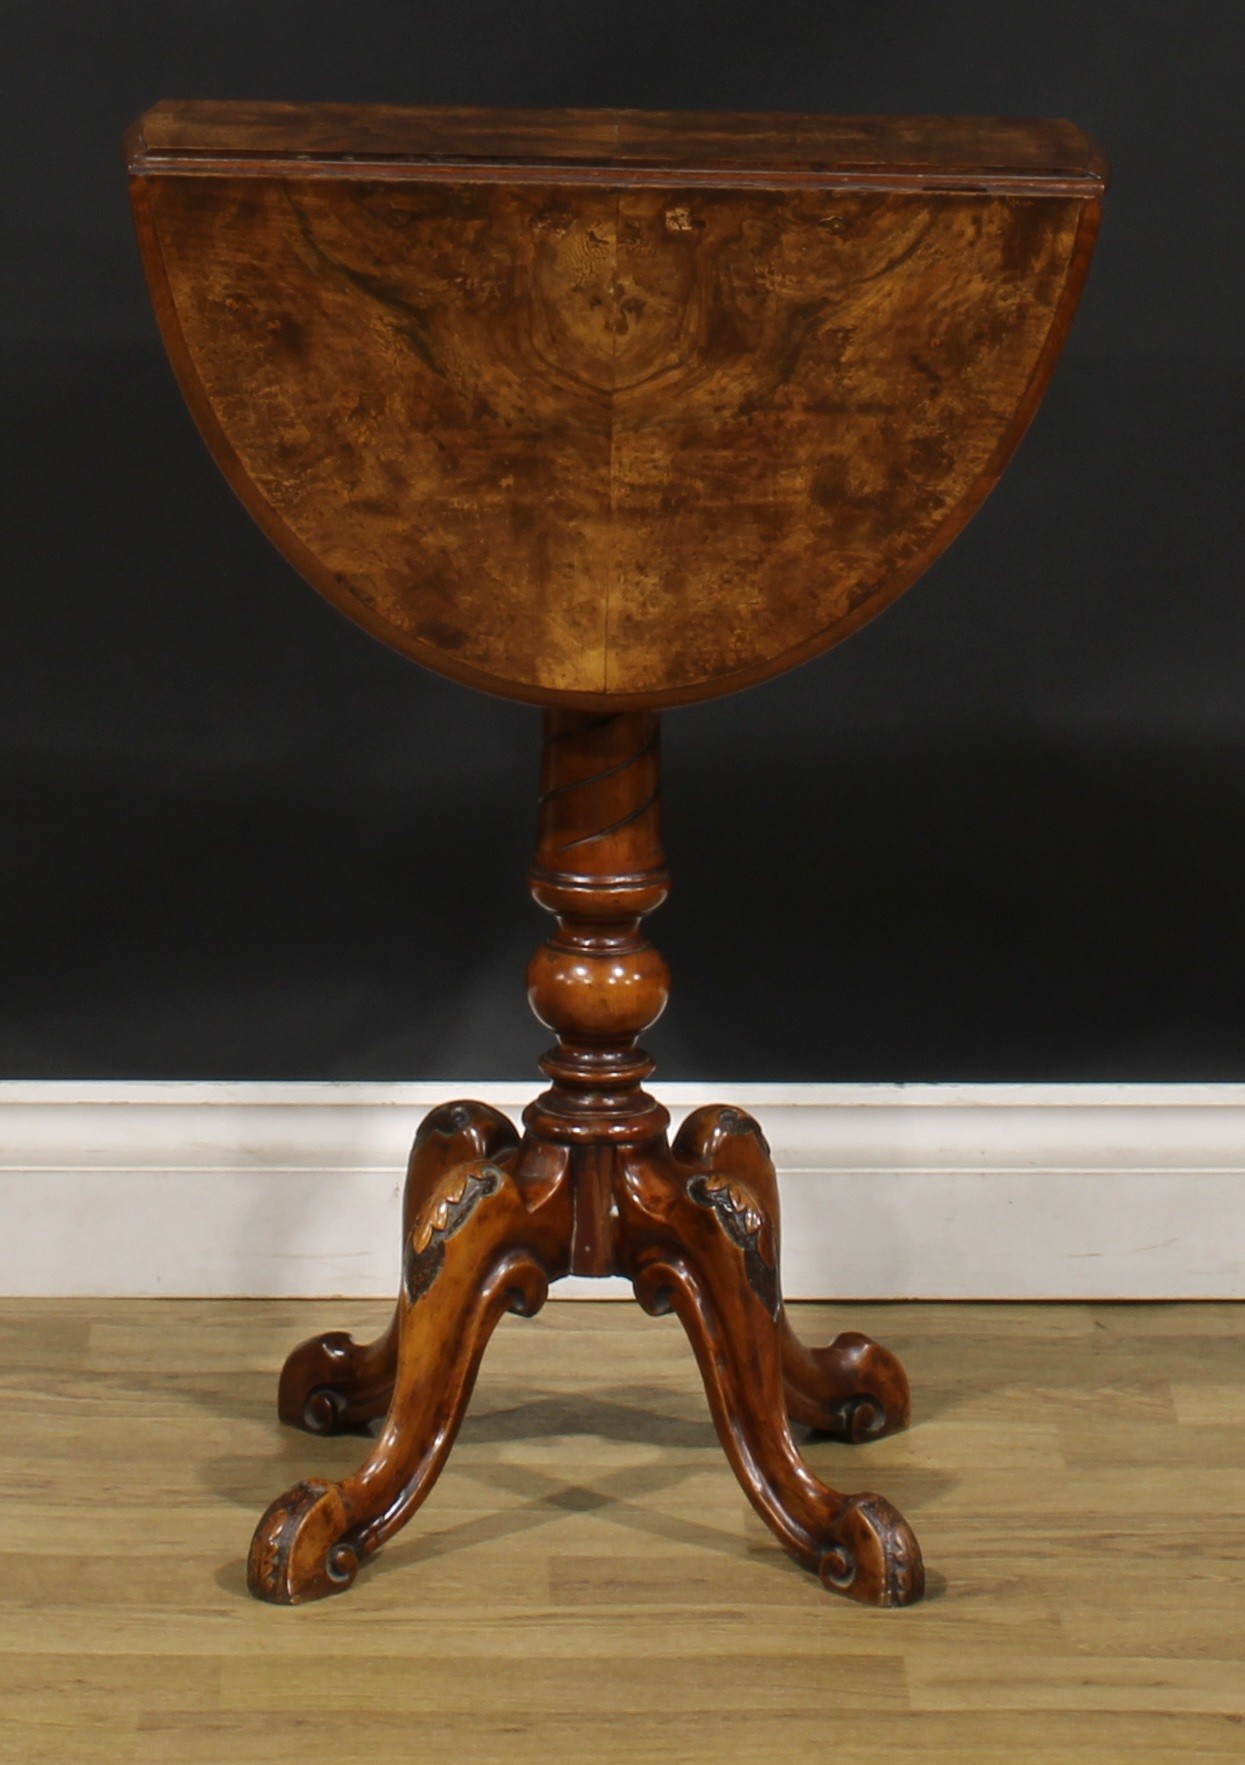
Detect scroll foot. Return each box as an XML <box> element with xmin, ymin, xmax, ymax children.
<box><xmin>247</xmin><ymin>1479</ymin><xmax>359</xmax><ymax>1605</ymax></box>
<box><xmin>782</xmin><ymin>1328</ymin><xmax>912</xmax><ymax>1443</ymax></box>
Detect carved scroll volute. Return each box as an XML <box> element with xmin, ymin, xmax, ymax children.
<box><xmin>525</xmin><ymin>712</ymin><xmax>671</xmax><ymax>1146</ymax></box>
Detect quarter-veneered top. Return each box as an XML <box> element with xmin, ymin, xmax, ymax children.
<box><xmin>129</xmin><ymin>103</ymin><xmax>1105</xmax><ymax>709</ymax></box>
<box><xmin>127</xmin><ymin>101</ymin><xmax>1107</xmax><ymax>194</ymax></box>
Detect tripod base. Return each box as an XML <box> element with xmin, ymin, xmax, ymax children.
<box><xmin>248</xmin><ymin>1099</ymin><xmax>923</xmax><ymax>1608</ymax></box>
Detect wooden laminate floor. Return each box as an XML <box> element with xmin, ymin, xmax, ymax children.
<box><xmin>1</xmin><ymin>1299</ymin><xmax>1243</xmax><ymax>1763</ymax></box>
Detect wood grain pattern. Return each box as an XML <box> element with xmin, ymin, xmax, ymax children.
<box><xmin>2</xmin><ymin>1297</ymin><xmax>1243</xmax><ymax>1763</ymax></box>
<box><xmin>128</xmin><ymin>104</ymin><xmax>1103</xmax><ymax>708</ymax></box>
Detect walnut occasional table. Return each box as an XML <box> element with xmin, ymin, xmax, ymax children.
<box><xmin>126</xmin><ymin>102</ymin><xmax>1105</xmax><ymax>1608</ymax></box>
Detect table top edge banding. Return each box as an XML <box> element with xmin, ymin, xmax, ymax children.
<box><xmin>123</xmin><ymin>102</ymin><xmax>1109</xmax><ymax>195</ymax></box>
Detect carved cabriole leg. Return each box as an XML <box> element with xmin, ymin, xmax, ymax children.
<box><xmin>276</xmin><ymin>1101</ymin><xmax>519</xmax><ymax>1434</ymax></box>
<box><xmin>248</xmin><ymin>1145</ymin><xmax>572</xmax><ymax>1603</ymax></box>
<box><xmin>673</xmin><ymin>1106</ymin><xmax>912</xmax><ymax>1443</ymax></box>
<box><xmin>617</xmin><ymin>1137</ymin><xmax>924</xmax><ymax>1608</ymax></box>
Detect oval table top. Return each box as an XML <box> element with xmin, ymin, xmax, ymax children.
<box><xmin>128</xmin><ymin>103</ymin><xmax>1105</xmax><ymax>709</ymax></box>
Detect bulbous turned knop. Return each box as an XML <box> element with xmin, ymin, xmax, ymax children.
<box><xmin>527</xmin><ymin>934</ymin><xmax>670</xmax><ymax>1040</ymax></box>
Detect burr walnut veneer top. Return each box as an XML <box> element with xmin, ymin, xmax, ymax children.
<box><xmin>129</xmin><ymin>103</ymin><xmax>1105</xmax><ymax>707</ymax></box>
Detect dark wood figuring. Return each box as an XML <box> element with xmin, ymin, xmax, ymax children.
<box><xmin>128</xmin><ymin>103</ymin><xmax>1103</xmax><ymax>710</ymax></box>
<box><xmin>127</xmin><ymin>103</ymin><xmax>1105</xmax><ymax>1611</ymax></box>
<box><xmin>253</xmin><ymin>712</ymin><xmax>922</xmax><ymax>1607</ymax></box>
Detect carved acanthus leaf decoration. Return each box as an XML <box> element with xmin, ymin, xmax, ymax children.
<box><xmin>404</xmin><ymin>1163</ymin><xmax>505</xmax><ymax>1303</ymax></box>
<box><xmin>687</xmin><ymin>1172</ymin><xmax>780</xmax><ymax>1318</ymax></box>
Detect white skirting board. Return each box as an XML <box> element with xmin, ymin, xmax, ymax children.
<box><xmin>1</xmin><ymin>1081</ymin><xmax>1244</xmax><ymax>1300</ymax></box>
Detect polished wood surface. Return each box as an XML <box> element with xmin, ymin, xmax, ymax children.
<box><xmin>128</xmin><ymin>103</ymin><xmax>1103</xmax><ymax>708</ymax></box>
<box><xmin>127</xmin><ymin>106</ymin><xmax>1107</xmax><ymax>1616</ymax></box>
<box><xmin>260</xmin><ymin>712</ymin><xmax>920</xmax><ymax>1607</ymax></box>
<box><xmin>2</xmin><ymin>1297</ymin><xmax>1243</xmax><ymax>1763</ymax></box>
<box><xmin>129</xmin><ymin>102</ymin><xmax>1107</xmax><ymax>184</ymax></box>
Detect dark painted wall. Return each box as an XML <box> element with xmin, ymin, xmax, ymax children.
<box><xmin>3</xmin><ymin>3</ymin><xmax>1243</xmax><ymax>1080</ymax></box>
